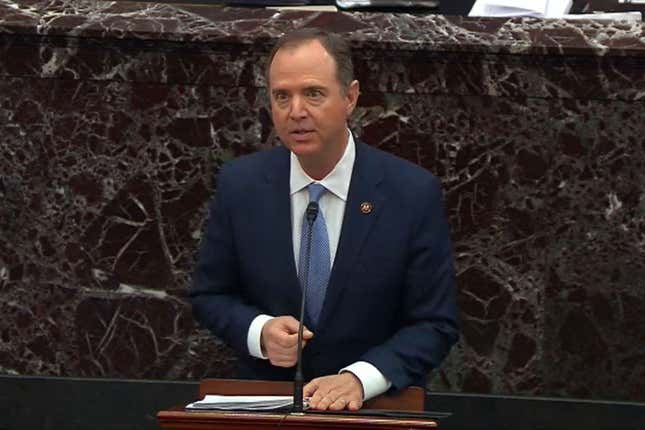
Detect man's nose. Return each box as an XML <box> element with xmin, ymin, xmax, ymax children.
<box><xmin>289</xmin><ymin>96</ymin><xmax>307</xmax><ymax>119</ymax></box>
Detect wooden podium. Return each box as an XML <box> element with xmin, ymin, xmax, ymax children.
<box><xmin>157</xmin><ymin>379</ymin><xmax>439</xmax><ymax>429</ymax></box>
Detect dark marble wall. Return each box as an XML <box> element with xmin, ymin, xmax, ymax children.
<box><xmin>1</xmin><ymin>0</ymin><xmax>644</xmax><ymax>402</ymax></box>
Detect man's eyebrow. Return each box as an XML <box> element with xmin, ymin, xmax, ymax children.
<box><xmin>304</xmin><ymin>85</ymin><xmax>327</xmax><ymax>91</ymax></box>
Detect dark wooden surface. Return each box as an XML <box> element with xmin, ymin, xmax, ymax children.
<box><xmin>157</xmin><ymin>379</ymin><xmax>433</xmax><ymax>430</ymax></box>
<box><xmin>158</xmin><ymin>408</ymin><xmax>438</xmax><ymax>430</ymax></box>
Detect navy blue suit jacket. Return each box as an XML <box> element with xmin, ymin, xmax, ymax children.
<box><xmin>191</xmin><ymin>141</ymin><xmax>459</xmax><ymax>390</ymax></box>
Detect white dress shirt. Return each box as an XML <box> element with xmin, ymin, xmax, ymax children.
<box><xmin>246</xmin><ymin>132</ymin><xmax>392</xmax><ymax>401</ymax></box>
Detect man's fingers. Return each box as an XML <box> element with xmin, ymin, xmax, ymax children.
<box><xmin>328</xmin><ymin>397</ymin><xmax>347</xmax><ymax>411</ymax></box>
<box><xmin>274</xmin><ymin>332</ymin><xmax>299</xmax><ymax>348</ymax></box>
<box><xmin>305</xmin><ymin>381</ymin><xmax>326</xmax><ymax>408</ymax></box>
<box><xmin>269</xmin><ymin>353</ymin><xmax>297</xmax><ymax>367</ymax></box>
<box><xmin>304</xmin><ymin>374</ymin><xmax>364</xmax><ymax>411</ymax></box>
<box><xmin>270</xmin><ymin>346</ymin><xmax>298</xmax><ymax>360</ymax></box>
<box><xmin>314</xmin><ymin>394</ymin><xmax>334</xmax><ymax>411</ymax></box>
<box><xmin>262</xmin><ymin>316</ymin><xmax>313</xmax><ymax>367</ymax></box>
<box><xmin>347</xmin><ymin>399</ymin><xmax>362</xmax><ymax>411</ymax></box>
<box><xmin>264</xmin><ymin>316</ymin><xmax>302</xmax><ymax>338</ymax></box>
<box><xmin>278</xmin><ymin>316</ymin><xmax>301</xmax><ymax>333</ymax></box>
<box><xmin>303</xmin><ymin>379</ymin><xmax>319</xmax><ymax>397</ymax></box>
<box><xmin>310</xmin><ymin>386</ymin><xmax>337</xmax><ymax>410</ymax></box>
<box><xmin>271</xmin><ymin>349</ymin><xmax>296</xmax><ymax>360</ymax></box>
<box><xmin>271</xmin><ymin>359</ymin><xmax>296</xmax><ymax>367</ymax></box>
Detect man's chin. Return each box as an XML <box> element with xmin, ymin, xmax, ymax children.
<box><xmin>285</xmin><ymin>141</ymin><xmax>320</xmax><ymax>157</ymax></box>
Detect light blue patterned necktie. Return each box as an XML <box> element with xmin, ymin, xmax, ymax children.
<box><xmin>298</xmin><ymin>183</ymin><xmax>330</xmax><ymax>327</ymax></box>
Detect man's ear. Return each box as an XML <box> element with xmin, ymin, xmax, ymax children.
<box><xmin>345</xmin><ymin>80</ymin><xmax>360</xmax><ymax>116</ymax></box>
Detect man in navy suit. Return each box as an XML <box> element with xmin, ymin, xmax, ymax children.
<box><xmin>191</xmin><ymin>28</ymin><xmax>458</xmax><ymax>411</ymax></box>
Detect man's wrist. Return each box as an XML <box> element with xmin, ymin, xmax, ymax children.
<box><xmin>247</xmin><ymin>314</ymin><xmax>274</xmax><ymax>359</ymax></box>
<box><xmin>340</xmin><ymin>361</ymin><xmax>392</xmax><ymax>401</ymax></box>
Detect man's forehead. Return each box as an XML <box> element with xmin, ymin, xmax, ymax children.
<box><xmin>270</xmin><ymin>78</ymin><xmax>328</xmax><ymax>91</ymax></box>
<box><xmin>272</xmin><ymin>39</ymin><xmax>331</xmax><ymax>66</ymax></box>
<box><xmin>270</xmin><ymin>45</ymin><xmax>336</xmax><ymax>77</ymax></box>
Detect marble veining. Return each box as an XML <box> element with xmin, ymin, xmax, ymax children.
<box><xmin>0</xmin><ymin>0</ymin><xmax>643</xmax><ymax>55</ymax></box>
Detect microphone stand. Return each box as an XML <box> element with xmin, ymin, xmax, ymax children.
<box><xmin>293</xmin><ymin>201</ymin><xmax>318</xmax><ymax>414</ymax></box>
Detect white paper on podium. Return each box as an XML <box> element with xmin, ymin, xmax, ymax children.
<box><xmin>186</xmin><ymin>395</ymin><xmax>306</xmax><ymax>411</ymax></box>
<box><xmin>469</xmin><ymin>0</ymin><xmax>573</xmax><ymax>17</ymax></box>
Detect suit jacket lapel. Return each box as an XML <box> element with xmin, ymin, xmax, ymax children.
<box><xmin>262</xmin><ymin>147</ymin><xmax>302</xmax><ymax>314</ymax></box>
<box><xmin>317</xmin><ymin>142</ymin><xmax>385</xmax><ymax>329</ymax></box>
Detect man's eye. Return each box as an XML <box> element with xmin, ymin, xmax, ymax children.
<box><xmin>306</xmin><ymin>89</ymin><xmax>323</xmax><ymax>98</ymax></box>
<box><xmin>274</xmin><ymin>93</ymin><xmax>289</xmax><ymax>102</ymax></box>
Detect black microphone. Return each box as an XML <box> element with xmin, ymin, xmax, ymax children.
<box><xmin>293</xmin><ymin>201</ymin><xmax>319</xmax><ymax>413</ymax></box>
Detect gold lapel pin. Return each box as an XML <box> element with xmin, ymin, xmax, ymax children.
<box><xmin>360</xmin><ymin>202</ymin><xmax>373</xmax><ymax>214</ymax></box>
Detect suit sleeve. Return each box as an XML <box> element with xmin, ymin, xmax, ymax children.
<box><xmin>190</xmin><ymin>164</ymin><xmax>263</xmax><ymax>356</ymax></box>
<box><xmin>360</xmin><ymin>176</ymin><xmax>459</xmax><ymax>390</ymax></box>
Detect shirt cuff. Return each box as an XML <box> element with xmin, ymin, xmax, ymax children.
<box><xmin>340</xmin><ymin>361</ymin><xmax>392</xmax><ymax>401</ymax></box>
<box><xmin>247</xmin><ymin>314</ymin><xmax>274</xmax><ymax>359</ymax></box>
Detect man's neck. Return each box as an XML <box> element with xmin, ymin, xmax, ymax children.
<box><xmin>298</xmin><ymin>157</ymin><xmax>338</xmax><ymax>181</ymax></box>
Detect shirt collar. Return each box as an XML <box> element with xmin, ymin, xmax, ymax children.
<box><xmin>290</xmin><ymin>131</ymin><xmax>355</xmax><ymax>201</ymax></box>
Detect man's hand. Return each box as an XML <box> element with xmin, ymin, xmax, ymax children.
<box><xmin>304</xmin><ymin>373</ymin><xmax>364</xmax><ymax>411</ymax></box>
<box><xmin>260</xmin><ymin>316</ymin><xmax>313</xmax><ymax>367</ymax></box>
